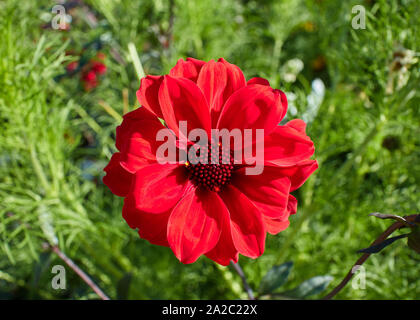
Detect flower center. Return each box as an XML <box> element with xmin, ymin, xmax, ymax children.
<box><xmin>185</xmin><ymin>143</ymin><xmax>235</xmax><ymax>192</ymax></box>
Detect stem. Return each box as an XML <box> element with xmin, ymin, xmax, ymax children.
<box><xmin>323</xmin><ymin>214</ymin><xmax>418</xmax><ymax>300</ymax></box>
<box><xmin>50</xmin><ymin>245</ymin><xmax>110</xmax><ymax>300</ymax></box>
<box><xmin>230</xmin><ymin>262</ymin><xmax>255</xmax><ymax>300</ymax></box>
<box><xmin>168</xmin><ymin>0</ymin><xmax>175</xmax><ymax>42</ymax></box>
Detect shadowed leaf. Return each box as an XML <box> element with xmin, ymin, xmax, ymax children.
<box><xmin>358</xmin><ymin>234</ymin><xmax>409</xmax><ymax>254</ymax></box>
<box><xmin>258</xmin><ymin>261</ymin><xmax>293</xmax><ymax>295</ymax></box>
<box><xmin>282</xmin><ymin>275</ymin><xmax>333</xmax><ymax>299</ymax></box>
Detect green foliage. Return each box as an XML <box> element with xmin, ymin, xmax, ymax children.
<box><xmin>257</xmin><ymin>262</ymin><xmax>332</xmax><ymax>299</ymax></box>
<box><xmin>258</xmin><ymin>262</ymin><xmax>293</xmax><ymax>295</ymax></box>
<box><xmin>281</xmin><ymin>276</ymin><xmax>333</xmax><ymax>299</ymax></box>
<box><xmin>0</xmin><ymin>0</ymin><xmax>419</xmax><ymax>299</ymax></box>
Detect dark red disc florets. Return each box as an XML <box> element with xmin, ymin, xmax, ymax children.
<box><xmin>186</xmin><ymin>143</ymin><xmax>235</xmax><ymax>192</ymax></box>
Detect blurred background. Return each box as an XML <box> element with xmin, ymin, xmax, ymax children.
<box><xmin>0</xmin><ymin>0</ymin><xmax>419</xmax><ymax>299</ymax></box>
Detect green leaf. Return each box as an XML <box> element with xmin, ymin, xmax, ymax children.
<box><xmin>282</xmin><ymin>275</ymin><xmax>333</xmax><ymax>299</ymax></box>
<box><xmin>357</xmin><ymin>234</ymin><xmax>409</xmax><ymax>254</ymax></box>
<box><xmin>258</xmin><ymin>261</ymin><xmax>293</xmax><ymax>295</ymax></box>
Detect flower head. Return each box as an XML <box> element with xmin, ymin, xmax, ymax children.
<box><xmin>103</xmin><ymin>57</ymin><xmax>318</xmax><ymax>265</ymax></box>
<box><xmin>78</xmin><ymin>52</ymin><xmax>107</xmax><ymax>91</ymax></box>
<box><xmin>81</xmin><ymin>70</ymin><xmax>97</xmax><ymax>91</ymax></box>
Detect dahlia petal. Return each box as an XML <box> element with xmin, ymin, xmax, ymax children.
<box><xmin>197</xmin><ymin>60</ymin><xmax>228</xmax><ymax>115</ymax></box>
<box><xmin>233</xmin><ymin>166</ymin><xmax>291</xmax><ymax>219</ymax></box>
<box><xmin>116</xmin><ymin>107</ymin><xmax>167</xmax><ymax>173</ymax></box>
<box><xmin>167</xmin><ymin>188</ymin><xmax>224</xmax><ymax>264</ymax></box>
<box><xmin>103</xmin><ymin>153</ymin><xmax>133</xmax><ymax>197</ymax></box>
<box><xmin>204</xmin><ymin>227</ymin><xmax>239</xmax><ymax>266</ymax></box>
<box><xmin>264</xmin><ymin>217</ymin><xmax>290</xmax><ymax>235</ymax></box>
<box><xmin>169</xmin><ymin>57</ymin><xmax>206</xmax><ymax>82</ymax></box>
<box><xmin>285</xmin><ymin>118</ymin><xmax>307</xmax><ymax>133</ymax></box>
<box><xmin>216</xmin><ymin>84</ymin><xmax>287</xmax><ymax>140</ymax></box>
<box><xmin>276</xmin><ymin>160</ymin><xmax>319</xmax><ymax>191</ymax></box>
<box><xmin>121</xmin><ymin>105</ymin><xmax>157</xmax><ymax>122</ymax></box>
<box><xmin>287</xmin><ymin>194</ymin><xmax>298</xmax><ymax>215</ymax></box>
<box><xmin>122</xmin><ymin>196</ymin><xmax>170</xmax><ymax>247</ymax></box>
<box><xmin>217</xmin><ymin>58</ymin><xmax>246</xmax><ymax>93</ymax></box>
<box><xmin>262</xmin><ymin>194</ymin><xmax>297</xmax><ymax>235</ymax></box>
<box><xmin>220</xmin><ymin>186</ymin><xmax>265</xmax><ymax>258</ymax></box>
<box><xmin>118</xmin><ymin>122</ymin><xmax>166</xmax><ymax>173</ymax></box>
<box><xmin>261</xmin><ymin>121</ymin><xmax>315</xmax><ymax>167</ymax></box>
<box><xmin>196</xmin><ymin>58</ymin><xmax>246</xmax><ymax>125</ymax></box>
<box><xmin>204</xmin><ymin>195</ymin><xmax>239</xmax><ymax>266</ymax></box>
<box><xmin>247</xmin><ymin>77</ymin><xmax>270</xmax><ymax>86</ymax></box>
<box><xmin>158</xmin><ymin>75</ymin><xmax>211</xmax><ymax>140</ymax></box>
<box><xmin>136</xmin><ymin>75</ymin><xmax>164</xmax><ymax>118</ymax></box>
<box><xmin>217</xmin><ymin>58</ymin><xmax>246</xmax><ymax>105</ymax></box>
<box><xmin>116</xmin><ymin>106</ymin><xmax>157</xmax><ymax>151</ymax></box>
<box><xmin>131</xmin><ymin>163</ymin><xmax>190</xmax><ymax>214</ymax></box>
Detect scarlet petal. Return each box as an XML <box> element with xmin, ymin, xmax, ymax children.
<box><xmin>263</xmin><ymin>194</ymin><xmax>296</xmax><ymax>235</ymax></box>
<box><xmin>218</xmin><ymin>58</ymin><xmax>246</xmax><ymax>89</ymax></box>
<box><xmin>262</xmin><ymin>121</ymin><xmax>315</xmax><ymax>167</ymax></box>
<box><xmin>116</xmin><ymin>107</ymin><xmax>155</xmax><ymax>152</ymax></box>
<box><xmin>196</xmin><ymin>59</ymin><xmax>246</xmax><ymax>125</ymax></box>
<box><xmin>120</xmin><ymin>105</ymin><xmax>157</xmax><ymax>124</ymax></box>
<box><xmin>103</xmin><ymin>153</ymin><xmax>133</xmax><ymax>197</ymax></box>
<box><xmin>220</xmin><ymin>186</ymin><xmax>265</xmax><ymax>258</ymax></box>
<box><xmin>136</xmin><ymin>75</ymin><xmax>164</xmax><ymax>118</ymax></box>
<box><xmin>122</xmin><ymin>196</ymin><xmax>170</xmax><ymax>247</ymax></box>
<box><xmin>264</xmin><ymin>217</ymin><xmax>290</xmax><ymax>235</ymax></box>
<box><xmin>169</xmin><ymin>57</ymin><xmax>206</xmax><ymax>82</ymax></box>
<box><xmin>233</xmin><ymin>166</ymin><xmax>291</xmax><ymax>219</ymax></box>
<box><xmin>285</xmin><ymin>118</ymin><xmax>307</xmax><ymax>133</ymax></box>
<box><xmin>115</xmin><ymin>107</ymin><xmax>165</xmax><ymax>173</ymax></box>
<box><xmin>276</xmin><ymin>160</ymin><xmax>318</xmax><ymax>191</ymax></box>
<box><xmin>167</xmin><ymin>189</ymin><xmax>224</xmax><ymax>264</ymax></box>
<box><xmin>131</xmin><ymin>163</ymin><xmax>190</xmax><ymax>214</ymax></box>
<box><xmin>158</xmin><ymin>75</ymin><xmax>211</xmax><ymax>140</ymax></box>
<box><xmin>247</xmin><ymin>77</ymin><xmax>270</xmax><ymax>86</ymax></box>
<box><xmin>287</xmin><ymin>194</ymin><xmax>298</xmax><ymax>215</ymax></box>
<box><xmin>204</xmin><ymin>227</ymin><xmax>239</xmax><ymax>266</ymax></box>
<box><xmin>217</xmin><ymin>58</ymin><xmax>246</xmax><ymax>105</ymax></box>
<box><xmin>204</xmin><ymin>195</ymin><xmax>239</xmax><ymax>266</ymax></box>
<box><xmin>197</xmin><ymin>60</ymin><xmax>228</xmax><ymax>116</ymax></box>
<box><xmin>217</xmin><ymin>84</ymin><xmax>287</xmax><ymax>139</ymax></box>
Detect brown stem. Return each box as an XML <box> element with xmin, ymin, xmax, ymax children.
<box><xmin>323</xmin><ymin>214</ymin><xmax>418</xmax><ymax>300</ymax></box>
<box><xmin>230</xmin><ymin>262</ymin><xmax>255</xmax><ymax>300</ymax></box>
<box><xmin>50</xmin><ymin>245</ymin><xmax>110</xmax><ymax>300</ymax></box>
<box><xmin>168</xmin><ymin>0</ymin><xmax>175</xmax><ymax>39</ymax></box>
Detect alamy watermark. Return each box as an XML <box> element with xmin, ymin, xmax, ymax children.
<box><xmin>155</xmin><ymin>121</ymin><xmax>265</xmax><ymax>175</ymax></box>
<box><xmin>51</xmin><ymin>5</ymin><xmax>72</xmax><ymax>30</ymax></box>
<box><xmin>351</xmin><ymin>265</ymin><xmax>366</xmax><ymax>290</ymax></box>
<box><xmin>351</xmin><ymin>5</ymin><xmax>366</xmax><ymax>30</ymax></box>
<box><xmin>51</xmin><ymin>265</ymin><xmax>66</xmax><ymax>290</ymax></box>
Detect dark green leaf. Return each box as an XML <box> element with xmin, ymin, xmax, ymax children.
<box><xmin>357</xmin><ymin>234</ymin><xmax>409</xmax><ymax>254</ymax></box>
<box><xmin>282</xmin><ymin>275</ymin><xmax>333</xmax><ymax>299</ymax></box>
<box><xmin>258</xmin><ymin>261</ymin><xmax>293</xmax><ymax>295</ymax></box>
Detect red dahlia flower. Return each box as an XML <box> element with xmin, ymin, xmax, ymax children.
<box><xmin>103</xmin><ymin>57</ymin><xmax>318</xmax><ymax>265</ymax></box>
<box><xmin>91</xmin><ymin>61</ymin><xmax>107</xmax><ymax>75</ymax></box>
<box><xmin>81</xmin><ymin>70</ymin><xmax>98</xmax><ymax>91</ymax></box>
